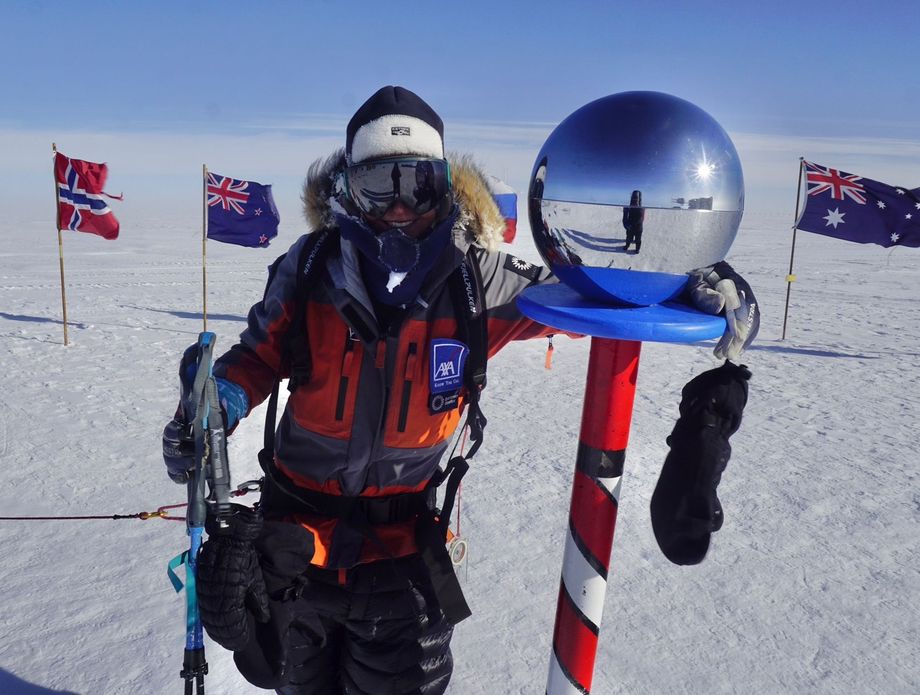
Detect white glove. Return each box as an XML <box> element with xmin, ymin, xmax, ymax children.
<box><xmin>688</xmin><ymin>261</ymin><xmax>760</xmax><ymax>360</ymax></box>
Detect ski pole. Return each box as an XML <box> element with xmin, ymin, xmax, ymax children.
<box><xmin>167</xmin><ymin>331</ymin><xmax>221</xmax><ymax>694</ymax></box>
<box><xmin>184</xmin><ymin>332</ymin><xmax>215</xmax><ymax>694</ymax></box>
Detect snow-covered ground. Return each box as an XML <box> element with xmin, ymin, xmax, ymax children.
<box><xmin>1</xmin><ymin>207</ymin><xmax>918</xmax><ymax>694</ymax></box>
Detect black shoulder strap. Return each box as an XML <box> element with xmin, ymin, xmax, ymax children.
<box><xmin>447</xmin><ymin>246</ymin><xmax>488</xmax><ymax>459</ymax></box>
<box><xmin>286</xmin><ymin>229</ymin><xmax>337</xmax><ymax>392</ymax></box>
<box><xmin>259</xmin><ymin>230</ymin><xmax>335</xmax><ymax>471</ymax></box>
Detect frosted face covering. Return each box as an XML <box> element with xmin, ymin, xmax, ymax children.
<box><xmin>376</xmin><ymin>227</ymin><xmax>421</xmax><ymax>273</ymax></box>
<box><xmin>345</xmin><ymin>158</ymin><xmax>451</xmax><ymax>218</ymax></box>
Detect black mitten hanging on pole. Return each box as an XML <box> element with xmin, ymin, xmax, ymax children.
<box><xmin>197</xmin><ymin>504</ymin><xmax>271</xmax><ymax>651</ymax></box>
<box><xmin>650</xmin><ymin>361</ymin><xmax>751</xmax><ymax>565</ymax></box>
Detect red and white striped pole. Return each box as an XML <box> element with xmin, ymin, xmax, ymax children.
<box><xmin>547</xmin><ymin>336</ymin><xmax>641</xmax><ymax>695</ymax></box>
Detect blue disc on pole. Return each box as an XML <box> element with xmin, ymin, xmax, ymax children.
<box><xmin>517</xmin><ymin>283</ymin><xmax>726</xmax><ymax>344</ymax></box>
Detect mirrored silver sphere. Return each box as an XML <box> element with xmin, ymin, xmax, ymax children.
<box><xmin>529</xmin><ymin>91</ymin><xmax>744</xmax><ymax>306</ymax></box>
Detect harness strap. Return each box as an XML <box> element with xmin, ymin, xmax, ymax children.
<box><xmin>259</xmin><ymin>462</ymin><xmax>431</xmax><ymax>524</ymax></box>
<box><xmin>287</xmin><ymin>229</ymin><xmax>334</xmax><ymax>391</ymax></box>
<box><xmin>430</xmin><ymin>455</ymin><xmax>470</xmax><ymax>538</ymax></box>
<box><xmin>258</xmin><ymin>456</ymin><xmax>472</xmax><ymax>625</ymax></box>
<box><xmin>447</xmin><ymin>247</ymin><xmax>488</xmax><ymax>459</ymax></box>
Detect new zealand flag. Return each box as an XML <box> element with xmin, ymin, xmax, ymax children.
<box><xmin>55</xmin><ymin>152</ymin><xmax>121</xmax><ymax>240</ymax></box>
<box><xmin>206</xmin><ymin>172</ymin><xmax>280</xmax><ymax>248</ymax></box>
<box><xmin>796</xmin><ymin>161</ymin><xmax>920</xmax><ymax>248</ymax></box>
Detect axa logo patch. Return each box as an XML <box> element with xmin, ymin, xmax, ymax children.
<box><xmin>435</xmin><ymin>360</ymin><xmax>456</xmax><ymax>379</ymax></box>
<box><xmin>430</xmin><ymin>339</ymin><xmax>468</xmax><ymax>394</ymax></box>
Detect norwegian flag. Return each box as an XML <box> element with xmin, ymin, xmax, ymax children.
<box><xmin>55</xmin><ymin>152</ymin><xmax>120</xmax><ymax>240</ymax></box>
<box><xmin>797</xmin><ymin>161</ymin><xmax>920</xmax><ymax>248</ymax></box>
<box><xmin>206</xmin><ymin>171</ymin><xmax>279</xmax><ymax>248</ymax></box>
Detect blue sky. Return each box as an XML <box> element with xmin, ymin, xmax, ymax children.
<box><xmin>3</xmin><ymin>0</ymin><xmax>918</xmax><ymax>219</ymax></box>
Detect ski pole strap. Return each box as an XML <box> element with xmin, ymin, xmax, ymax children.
<box><xmin>172</xmin><ymin>525</ymin><xmax>205</xmax><ymax>650</ymax></box>
<box><xmin>167</xmin><ymin>550</ymin><xmax>189</xmax><ymax>593</ymax></box>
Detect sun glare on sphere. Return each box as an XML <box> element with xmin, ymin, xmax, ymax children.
<box><xmin>694</xmin><ymin>161</ymin><xmax>715</xmax><ymax>181</ymax></box>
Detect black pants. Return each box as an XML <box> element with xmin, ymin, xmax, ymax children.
<box><xmin>277</xmin><ymin>555</ymin><xmax>453</xmax><ymax>695</ymax></box>
<box><xmin>625</xmin><ymin>224</ymin><xmax>643</xmax><ymax>251</ymax></box>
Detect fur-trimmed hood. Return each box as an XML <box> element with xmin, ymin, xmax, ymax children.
<box><xmin>301</xmin><ymin>149</ymin><xmax>506</xmax><ymax>252</ymax></box>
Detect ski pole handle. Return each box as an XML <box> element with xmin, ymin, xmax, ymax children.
<box><xmin>191</xmin><ymin>332</ymin><xmax>233</xmax><ymax>527</ymax></box>
<box><xmin>204</xmin><ymin>374</ymin><xmax>233</xmax><ymax>525</ymax></box>
<box><xmin>185</xmin><ymin>332</ymin><xmax>215</xmax><ymax>530</ymax></box>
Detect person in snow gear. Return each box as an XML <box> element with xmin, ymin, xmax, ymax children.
<box><xmin>622</xmin><ymin>189</ymin><xmax>645</xmax><ymax>253</ymax></box>
<box><xmin>162</xmin><ymin>85</ymin><xmax>760</xmax><ymax>694</ymax></box>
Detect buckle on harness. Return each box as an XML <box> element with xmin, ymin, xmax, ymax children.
<box><xmin>471</xmin><ymin>368</ymin><xmax>487</xmax><ymax>390</ymax></box>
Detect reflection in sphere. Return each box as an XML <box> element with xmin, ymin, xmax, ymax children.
<box><xmin>528</xmin><ymin>91</ymin><xmax>744</xmax><ymax>306</ymax></box>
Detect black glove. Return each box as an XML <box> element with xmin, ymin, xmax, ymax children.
<box><xmin>162</xmin><ymin>413</ymin><xmax>195</xmax><ymax>484</ymax></box>
<box><xmin>650</xmin><ymin>361</ymin><xmax>751</xmax><ymax>565</ymax></box>
<box><xmin>197</xmin><ymin>504</ymin><xmax>271</xmax><ymax>651</ymax></box>
<box><xmin>687</xmin><ymin>261</ymin><xmax>760</xmax><ymax>360</ymax></box>
<box><xmin>232</xmin><ymin>518</ymin><xmax>319</xmax><ymax>690</ymax></box>
<box><xmin>161</xmin><ymin>345</ymin><xmax>203</xmax><ymax>484</ymax></box>
<box><xmin>162</xmin><ymin>344</ymin><xmax>245</xmax><ymax>484</ymax></box>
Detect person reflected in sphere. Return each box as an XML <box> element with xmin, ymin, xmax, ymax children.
<box><xmin>622</xmin><ymin>189</ymin><xmax>645</xmax><ymax>253</ymax></box>
<box><xmin>529</xmin><ymin>157</ymin><xmax>560</xmax><ymax>261</ymax></box>
<box><xmin>391</xmin><ymin>160</ymin><xmax>402</xmax><ymax>198</ymax></box>
<box><xmin>412</xmin><ymin>159</ymin><xmax>438</xmax><ymax>209</ymax></box>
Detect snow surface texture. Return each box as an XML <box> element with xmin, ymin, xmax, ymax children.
<box><xmin>1</xmin><ymin>210</ymin><xmax>918</xmax><ymax>694</ymax></box>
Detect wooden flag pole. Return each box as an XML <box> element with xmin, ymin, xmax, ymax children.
<box><xmin>202</xmin><ymin>164</ymin><xmax>208</xmax><ymax>332</ymax></box>
<box><xmin>781</xmin><ymin>157</ymin><xmax>805</xmax><ymax>341</ymax></box>
<box><xmin>52</xmin><ymin>143</ymin><xmax>70</xmax><ymax>346</ymax></box>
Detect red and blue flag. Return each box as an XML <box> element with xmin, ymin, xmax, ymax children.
<box><xmin>55</xmin><ymin>152</ymin><xmax>121</xmax><ymax>240</ymax></box>
<box><xmin>797</xmin><ymin>161</ymin><xmax>920</xmax><ymax>248</ymax></box>
<box><xmin>486</xmin><ymin>175</ymin><xmax>518</xmax><ymax>243</ymax></box>
<box><xmin>206</xmin><ymin>172</ymin><xmax>280</xmax><ymax>248</ymax></box>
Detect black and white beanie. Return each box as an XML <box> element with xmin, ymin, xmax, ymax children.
<box><xmin>346</xmin><ymin>86</ymin><xmax>444</xmax><ymax>165</ymax></box>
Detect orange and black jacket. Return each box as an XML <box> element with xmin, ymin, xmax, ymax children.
<box><xmin>214</xmin><ymin>151</ymin><xmax>558</xmax><ymax>569</ymax></box>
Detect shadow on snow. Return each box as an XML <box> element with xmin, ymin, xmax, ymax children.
<box><xmin>0</xmin><ymin>312</ymin><xmax>88</xmax><ymax>329</ymax></box>
<box><xmin>119</xmin><ymin>304</ymin><xmax>246</xmax><ymax>323</ymax></box>
<box><xmin>746</xmin><ymin>342</ymin><xmax>882</xmax><ymax>359</ymax></box>
<box><xmin>0</xmin><ymin>668</ymin><xmax>79</xmax><ymax>695</ymax></box>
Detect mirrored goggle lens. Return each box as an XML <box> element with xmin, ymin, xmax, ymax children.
<box><xmin>346</xmin><ymin>159</ymin><xmax>451</xmax><ymax>217</ymax></box>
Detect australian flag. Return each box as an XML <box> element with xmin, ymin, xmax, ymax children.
<box><xmin>796</xmin><ymin>161</ymin><xmax>920</xmax><ymax>248</ymax></box>
<box><xmin>55</xmin><ymin>152</ymin><xmax>121</xmax><ymax>240</ymax></box>
<box><xmin>206</xmin><ymin>171</ymin><xmax>280</xmax><ymax>248</ymax></box>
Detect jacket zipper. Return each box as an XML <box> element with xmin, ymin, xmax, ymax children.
<box><xmin>397</xmin><ymin>342</ymin><xmax>418</xmax><ymax>433</ymax></box>
<box><xmin>334</xmin><ymin>334</ymin><xmax>356</xmax><ymax>421</ymax></box>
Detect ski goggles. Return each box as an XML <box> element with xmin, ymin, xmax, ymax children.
<box><xmin>344</xmin><ymin>158</ymin><xmax>452</xmax><ymax>218</ymax></box>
